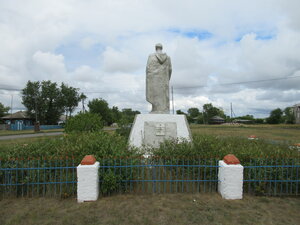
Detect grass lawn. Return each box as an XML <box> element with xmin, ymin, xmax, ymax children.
<box><xmin>190</xmin><ymin>124</ymin><xmax>300</xmax><ymax>143</ymax></box>
<box><xmin>0</xmin><ymin>135</ymin><xmax>61</xmax><ymax>148</ymax></box>
<box><xmin>0</xmin><ymin>194</ymin><xmax>299</xmax><ymax>225</ymax></box>
<box><xmin>0</xmin><ymin>129</ymin><xmax>64</xmax><ymax>136</ymax></box>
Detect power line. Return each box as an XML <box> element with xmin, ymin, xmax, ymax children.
<box><xmin>0</xmin><ymin>74</ymin><xmax>299</xmax><ymax>94</ymax></box>
<box><xmin>173</xmin><ymin>75</ymin><xmax>300</xmax><ymax>90</ymax></box>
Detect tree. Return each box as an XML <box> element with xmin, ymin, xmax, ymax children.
<box><xmin>202</xmin><ymin>103</ymin><xmax>226</xmax><ymax>124</ymax></box>
<box><xmin>0</xmin><ymin>102</ymin><xmax>10</xmax><ymax>118</ymax></box>
<box><xmin>65</xmin><ymin>112</ymin><xmax>103</xmax><ymax>133</ymax></box>
<box><xmin>61</xmin><ymin>83</ymin><xmax>81</xmax><ymax>118</ymax></box>
<box><xmin>266</xmin><ymin>108</ymin><xmax>283</xmax><ymax>124</ymax></box>
<box><xmin>196</xmin><ymin>113</ymin><xmax>204</xmax><ymax>124</ymax></box>
<box><xmin>176</xmin><ymin>110</ymin><xmax>186</xmax><ymax>115</ymax></box>
<box><xmin>22</xmin><ymin>80</ymin><xmax>81</xmax><ymax>125</ymax></box>
<box><xmin>111</xmin><ymin>106</ymin><xmax>121</xmax><ymax>123</ymax></box>
<box><xmin>22</xmin><ymin>80</ymin><xmax>62</xmax><ymax>124</ymax></box>
<box><xmin>236</xmin><ymin>115</ymin><xmax>255</xmax><ymax>121</ymax></box>
<box><xmin>187</xmin><ymin>108</ymin><xmax>200</xmax><ymax>118</ymax></box>
<box><xmin>283</xmin><ymin>107</ymin><xmax>295</xmax><ymax>124</ymax></box>
<box><xmin>88</xmin><ymin>98</ymin><xmax>113</xmax><ymax>125</ymax></box>
<box><xmin>187</xmin><ymin>107</ymin><xmax>200</xmax><ymax>123</ymax></box>
<box><xmin>79</xmin><ymin>93</ymin><xmax>87</xmax><ymax>113</ymax></box>
<box><xmin>120</xmin><ymin>108</ymin><xmax>140</xmax><ymax>125</ymax></box>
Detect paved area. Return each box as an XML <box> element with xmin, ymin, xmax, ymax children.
<box><xmin>0</xmin><ymin>132</ymin><xmax>63</xmax><ymax>140</ymax></box>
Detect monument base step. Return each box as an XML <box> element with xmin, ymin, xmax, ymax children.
<box><xmin>129</xmin><ymin>114</ymin><xmax>192</xmax><ymax>148</ymax></box>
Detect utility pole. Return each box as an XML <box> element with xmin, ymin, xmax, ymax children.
<box><xmin>82</xmin><ymin>98</ymin><xmax>85</xmax><ymax>113</ymax></box>
<box><xmin>10</xmin><ymin>94</ymin><xmax>13</xmax><ymax>119</ymax></box>
<box><xmin>35</xmin><ymin>95</ymin><xmax>38</xmax><ymax>124</ymax></box>
<box><xmin>171</xmin><ymin>86</ymin><xmax>175</xmax><ymax>114</ymax></box>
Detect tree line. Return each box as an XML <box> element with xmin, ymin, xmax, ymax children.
<box><xmin>21</xmin><ymin>80</ymin><xmax>140</xmax><ymax>125</ymax></box>
<box><xmin>21</xmin><ymin>80</ymin><xmax>85</xmax><ymax>124</ymax></box>
<box><xmin>0</xmin><ymin>80</ymin><xmax>297</xmax><ymax>125</ymax></box>
<box><xmin>176</xmin><ymin>104</ymin><xmax>296</xmax><ymax>124</ymax></box>
<box><xmin>176</xmin><ymin>103</ymin><xmax>228</xmax><ymax>124</ymax></box>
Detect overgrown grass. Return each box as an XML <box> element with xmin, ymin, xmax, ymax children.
<box><xmin>0</xmin><ymin>124</ymin><xmax>299</xmax><ymax>161</ymax></box>
<box><xmin>190</xmin><ymin>124</ymin><xmax>300</xmax><ymax>142</ymax></box>
<box><xmin>1</xmin><ymin>194</ymin><xmax>299</xmax><ymax>225</ymax></box>
<box><xmin>0</xmin><ymin>132</ymin><xmax>299</xmax><ymax>161</ymax></box>
<box><xmin>0</xmin><ymin>129</ymin><xmax>63</xmax><ymax>136</ymax></box>
<box><xmin>0</xmin><ymin>132</ymin><xmax>139</xmax><ymax>160</ymax></box>
<box><xmin>152</xmin><ymin>134</ymin><xmax>300</xmax><ymax>161</ymax></box>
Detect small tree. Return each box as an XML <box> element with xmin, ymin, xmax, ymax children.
<box><xmin>88</xmin><ymin>98</ymin><xmax>113</xmax><ymax>125</ymax></box>
<box><xmin>266</xmin><ymin>108</ymin><xmax>283</xmax><ymax>124</ymax></box>
<box><xmin>61</xmin><ymin>83</ymin><xmax>81</xmax><ymax>118</ymax></box>
<box><xmin>176</xmin><ymin>110</ymin><xmax>186</xmax><ymax>115</ymax></box>
<box><xmin>283</xmin><ymin>107</ymin><xmax>295</xmax><ymax>124</ymax></box>
<box><xmin>65</xmin><ymin>112</ymin><xmax>103</xmax><ymax>133</ymax></box>
<box><xmin>203</xmin><ymin>103</ymin><xmax>226</xmax><ymax>124</ymax></box>
<box><xmin>0</xmin><ymin>102</ymin><xmax>10</xmax><ymax>118</ymax></box>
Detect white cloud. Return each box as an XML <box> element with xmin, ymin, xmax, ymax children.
<box><xmin>101</xmin><ymin>47</ymin><xmax>141</xmax><ymax>73</ymax></box>
<box><xmin>31</xmin><ymin>51</ymin><xmax>67</xmax><ymax>81</ymax></box>
<box><xmin>0</xmin><ymin>0</ymin><xmax>300</xmax><ymax>117</ymax></box>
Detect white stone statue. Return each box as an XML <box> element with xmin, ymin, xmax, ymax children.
<box><xmin>146</xmin><ymin>43</ymin><xmax>172</xmax><ymax>114</ymax></box>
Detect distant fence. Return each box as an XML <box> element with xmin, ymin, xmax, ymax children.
<box><xmin>10</xmin><ymin>124</ymin><xmax>63</xmax><ymax>131</ymax></box>
<box><xmin>0</xmin><ymin>157</ymin><xmax>299</xmax><ymax>198</ymax></box>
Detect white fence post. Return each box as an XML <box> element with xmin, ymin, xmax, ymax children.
<box><xmin>77</xmin><ymin>155</ymin><xmax>99</xmax><ymax>203</ymax></box>
<box><xmin>218</xmin><ymin>154</ymin><xmax>243</xmax><ymax>200</ymax></box>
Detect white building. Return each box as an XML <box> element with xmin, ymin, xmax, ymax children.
<box><xmin>293</xmin><ymin>104</ymin><xmax>300</xmax><ymax>124</ymax></box>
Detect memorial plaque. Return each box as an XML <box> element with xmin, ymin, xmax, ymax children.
<box><xmin>144</xmin><ymin>122</ymin><xmax>177</xmax><ymax>147</ymax></box>
<box><xmin>155</xmin><ymin>123</ymin><xmax>165</xmax><ymax>136</ymax></box>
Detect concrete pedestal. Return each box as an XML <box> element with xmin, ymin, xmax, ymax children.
<box><xmin>129</xmin><ymin>114</ymin><xmax>192</xmax><ymax>148</ymax></box>
<box><xmin>77</xmin><ymin>161</ymin><xmax>99</xmax><ymax>202</ymax></box>
<box><xmin>218</xmin><ymin>160</ymin><xmax>243</xmax><ymax>200</ymax></box>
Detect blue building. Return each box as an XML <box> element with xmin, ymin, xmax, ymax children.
<box><xmin>1</xmin><ymin>111</ymin><xmax>34</xmax><ymax>130</ymax></box>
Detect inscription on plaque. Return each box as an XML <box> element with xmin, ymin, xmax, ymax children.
<box><xmin>143</xmin><ymin>122</ymin><xmax>177</xmax><ymax>147</ymax></box>
<box><xmin>155</xmin><ymin>123</ymin><xmax>165</xmax><ymax>136</ymax></box>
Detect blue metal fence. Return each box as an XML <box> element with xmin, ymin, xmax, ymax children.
<box><xmin>1</xmin><ymin>157</ymin><xmax>299</xmax><ymax>198</ymax></box>
<box><xmin>10</xmin><ymin>124</ymin><xmax>63</xmax><ymax>131</ymax></box>
<box><xmin>243</xmin><ymin>158</ymin><xmax>300</xmax><ymax>196</ymax></box>
<box><xmin>98</xmin><ymin>158</ymin><xmax>220</xmax><ymax>195</ymax></box>
<box><xmin>0</xmin><ymin>158</ymin><xmax>77</xmax><ymax>198</ymax></box>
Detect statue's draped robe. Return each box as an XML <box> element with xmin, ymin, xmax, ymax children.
<box><xmin>146</xmin><ymin>53</ymin><xmax>172</xmax><ymax>113</ymax></box>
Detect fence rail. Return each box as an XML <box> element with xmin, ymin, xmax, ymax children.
<box><xmin>0</xmin><ymin>158</ymin><xmax>77</xmax><ymax>199</ymax></box>
<box><xmin>98</xmin><ymin>158</ymin><xmax>219</xmax><ymax>196</ymax></box>
<box><xmin>243</xmin><ymin>158</ymin><xmax>299</xmax><ymax>196</ymax></box>
<box><xmin>0</xmin><ymin>157</ymin><xmax>299</xmax><ymax>198</ymax></box>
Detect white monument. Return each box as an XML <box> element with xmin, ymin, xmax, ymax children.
<box><xmin>129</xmin><ymin>44</ymin><xmax>191</xmax><ymax>148</ymax></box>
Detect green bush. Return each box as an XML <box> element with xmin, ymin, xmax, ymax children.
<box><xmin>100</xmin><ymin>170</ymin><xmax>120</xmax><ymax>194</ymax></box>
<box><xmin>0</xmin><ymin>132</ymin><xmax>140</xmax><ymax>161</ymax></box>
<box><xmin>152</xmin><ymin>134</ymin><xmax>299</xmax><ymax>162</ymax></box>
<box><xmin>115</xmin><ymin>126</ymin><xmax>131</xmax><ymax>138</ymax></box>
<box><xmin>65</xmin><ymin>112</ymin><xmax>103</xmax><ymax>133</ymax></box>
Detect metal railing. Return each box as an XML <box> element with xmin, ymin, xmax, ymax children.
<box><xmin>1</xmin><ymin>157</ymin><xmax>299</xmax><ymax>198</ymax></box>
<box><xmin>0</xmin><ymin>157</ymin><xmax>77</xmax><ymax>198</ymax></box>
<box><xmin>243</xmin><ymin>158</ymin><xmax>300</xmax><ymax>196</ymax></box>
<box><xmin>98</xmin><ymin>158</ymin><xmax>220</xmax><ymax>195</ymax></box>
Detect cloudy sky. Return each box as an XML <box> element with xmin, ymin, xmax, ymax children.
<box><xmin>0</xmin><ymin>0</ymin><xmax>300</xmax><ymax>117</ymax></box>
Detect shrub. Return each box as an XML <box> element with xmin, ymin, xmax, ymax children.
<box><xmin>65</xmin><ymin>112</ymin><xmax>103</xmax><ymax>133</ymax></box>
<box><xmin>0</xmin><ymin>132</ymin><xmax>140</xmax><ymax>161</ymax></box>
<box><xmin>151</xmin><ymin>134</ymin><xmax>299</xmax><ymax>162</ymax></box>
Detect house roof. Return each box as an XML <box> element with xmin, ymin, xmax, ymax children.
<box><xmin>1</xmin><ymin>111</ymin><xmax>31</xmax><ymax>119</ymax></box>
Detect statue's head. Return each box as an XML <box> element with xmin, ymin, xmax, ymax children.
<box><xmin>155</xmin><ymin>43</ymin><xmax>163</xmax><ymax>51</ymax></box>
